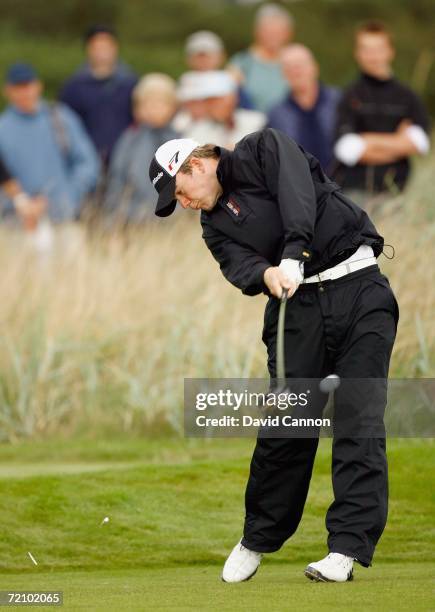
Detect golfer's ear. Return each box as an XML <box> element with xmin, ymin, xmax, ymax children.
<box><xmin>190</xmin><ymin>157</ymin><xmax>204</xmax><ymax>172</ymax></box>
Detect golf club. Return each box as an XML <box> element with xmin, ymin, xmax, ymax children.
<box><xmin>260</xmin><ymin>287</ymin><xmax>288</xmax><ymax>420</ymax></box>
<box><xmin>277</xmin><ymin>287</ymin><xmax>341</xmax><ymax>395</ymax></box>
<box><xmin>276</xmin><ymin>287</ymin><xmax>289</xmax><ymax>386</ymax></box>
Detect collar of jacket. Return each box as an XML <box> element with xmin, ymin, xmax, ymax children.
<box><xmin>287</xmin><ymin>81</ymin><xmax>327</xmax><ymax>113</ymax></box>
<box><xmin>215</xmin><ymin>146</ymin><xmax>233</xmax><ymax>196</ymax></box>
<box><xmin>360</xmin><ymin>71</ymin><xmax>394</xmax><ymax>87</ymax></box>
<box><xmin>10</xmin><ymin>100</ymin><xmax>46</xmax><ymax>119</ymax></box>
<box><xmin>77</xmin><ymin>61</ymin><xmax>135</xmax><ymax>82</ymax></box>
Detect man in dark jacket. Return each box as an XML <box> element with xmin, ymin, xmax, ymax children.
<box><xmin>60</xmin><ymin>25</ymin><xmax>137</xmax><ymax>166</ymax></box>
<box><xmin>268</xmin><ymin>44</ymin><xmax>341</xmax><ymax>172</ymax></box>
<box><xmin>332</xmin><ymin>21</ymin><xmax>430</xmax><ymax>208</ymax></box>
<box><xmin>149</xmin><ymin>128</ymin><xmax>399</xmax><ymax>583</ymax></box>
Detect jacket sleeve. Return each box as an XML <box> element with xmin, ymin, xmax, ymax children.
<box><xmin>334</xmin><ymin>87</ymin><xmax>359</xmax><ymax>139</ymax></box>
<box><xmin>61</xmin><ymin>105</ymin><xmax>100</xmax><ymax>212</ymax></box>
<box><xmin>59</xmin><ymin>79</ymin><xmax>82</xmax><ymax>118</ymax></box>
<box><xmin>201</xmin><ymin>218</ymin><xmax>271</xmax><ymax>296</ymax></box>
<box><xmin>258</xmin><ymin>128</ymin><xmax>315</xmax><ymax>261</ymax></box>
<box><xmin>407</xmin><ymin>90</ymin><xmax>431</xmax><ymax>133</ymax></box>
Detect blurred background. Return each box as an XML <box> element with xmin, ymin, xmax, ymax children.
<box><xmin>0</xmin><ymin>0</ymin><xmax>433</xmax><ymax>110</ymax></box>
<box><xmin>0</xmin><ymin>0</ymin><xmax>433</xmax><ymax>441</ymax></box>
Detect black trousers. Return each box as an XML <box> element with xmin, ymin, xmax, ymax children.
<box><xmin>241</xmin><ymin>265</ymin><xmax>399</xmax><ymax>566</ymax></box>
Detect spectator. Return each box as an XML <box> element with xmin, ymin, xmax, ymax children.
<box><xmin>175</xmin><ymin>71</ymin><xmax>265</xmax><ymax>149</ymax></box>
<box><xmin>0</xmin><ymin>63</ymin><xmax>99</xmax><ymax>233</ymax></box>
<box><xmin>60</xmin><ymin>25</ymin><xmax>137</xmax><ymax>165</ymax></box>
<box><xmin>267</xmin><ymin>44</ymin><xmax>341</xmax><ymax>171</ymax></box>
<box><xmin>185</xmin><ymin>30</ymin><xmax>226</xmax><ymax>72</ymax></box>
<box><xmin>228</xmin><ymin>3</ymin><xmax>293</xmax><ymax>113</ymax></box>
<box><xmin>333</xmin><ymin>21</ymin><xmax>430</xmax><ymax>207</ymax></box>
<box><xmin>173</xmin><ymin>71</ymin><xmax>210</xmax><ymax>136</ymax></box>
<box><xmin>103</xmin><ymin>74</ymin><xmax>178</xmax><ymax>227</ymax></box>
<box><xmin>184</xmin><ymin>30</ymin><xmax>253</xmax><ymax>109</ymax></box>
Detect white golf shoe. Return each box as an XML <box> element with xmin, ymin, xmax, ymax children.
<box><xmin>304</xmin><ymin>552</ymin><xmax>354</xmax><ymax>582</ymax></box>
<box><xmin>221</xmin><ymin>539</ymin><xmax>263</xmax><ymax>583</ymax></box>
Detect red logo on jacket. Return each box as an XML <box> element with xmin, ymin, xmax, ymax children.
<box><xmin>226</xmin><ymin>198</ymin><xmax>240</xmax><ymax>216</ymax></box>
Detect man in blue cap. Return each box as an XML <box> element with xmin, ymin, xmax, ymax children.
<box><xmin>0</xmin><ymin>62</ymin><xmax>99</xmax><ymax>230</ymax></box>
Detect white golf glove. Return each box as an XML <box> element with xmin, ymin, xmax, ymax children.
<box><xmin>279</xmin><ymin>258</ymin><xmax>304</xmax><ymax>292</ymax></box>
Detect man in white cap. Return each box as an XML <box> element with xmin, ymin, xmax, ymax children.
<box><xmin>184</xmin><ymin>30</ymin><xmax>253</xmax><ymax>109</ymax></box>
<box><xmin>173</xmin><ymin>70</ymin><xmax>265</xmax><ymax>149</ymax></box>
<box><xmin>149</xmin><ymin>128</ymin><xmax>398</xmax><ymax>584</ymax></box>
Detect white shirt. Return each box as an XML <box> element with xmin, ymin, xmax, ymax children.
<box><xmin>340</xmin><ymin>244</ymin><xmax>374</xmax><ymax>264</ymax></box>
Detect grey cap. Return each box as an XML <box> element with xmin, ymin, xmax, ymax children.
<box><xmin>185</xmin><ymin>31</ymin><xmax>224</xmax><ymax>56</ymax></box>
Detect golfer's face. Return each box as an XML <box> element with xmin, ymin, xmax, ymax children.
<box><xmin>175</xmin><ymin>161</ymin><xmax>220</xmax><ymax>212</ymax></box>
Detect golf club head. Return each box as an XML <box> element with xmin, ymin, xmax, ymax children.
<box><xmin>319</xmin><ymin>374</ymin><xmax>341</xmax><ymax>394</ymax></box>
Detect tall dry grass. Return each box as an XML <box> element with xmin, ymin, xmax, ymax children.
<box><xmin>0</xmin><ymin>215</ymin><xmax>266</xmax><ymax>440</ymax></box>
<box><xmin>0</xmin><ymin>155</ymin><xmax>434</xmax><ymax>440</ymax></box>
<box><xmin>375</xmin><ymin>153</ymin><xmax>435</xmax><ymax>376</ymax></box>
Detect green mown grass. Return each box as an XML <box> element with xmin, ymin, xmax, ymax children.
<box><xmin>0</xmin><ymin>437</ymin><xmax>433</xmax><ymax>610</ymax></box>
<box><xmin>1</xmin><ymin>565</ymin><xmax>433</xmax><ymax>611</ymax></box>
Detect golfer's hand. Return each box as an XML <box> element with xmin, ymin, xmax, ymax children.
<box><xmin>264</xmin><ymin>259</ymin><xmax>304</xmax><ymax>298</ymax></box>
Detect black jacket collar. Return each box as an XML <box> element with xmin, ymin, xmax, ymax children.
<box><xmin>215</xmin><ymin>146</ymin><xmax>233</xmax><ymax>195</ymax></box>
<box><xmin>360</xmin><ymin>71</ymin><xmax>394</xmax><ymax>87</ymax></box>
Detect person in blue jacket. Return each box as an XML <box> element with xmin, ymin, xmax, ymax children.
<box><xmin>0</xmin><ymin>63</ymin><xmax>99</xmax><ymax>225</ymax></box>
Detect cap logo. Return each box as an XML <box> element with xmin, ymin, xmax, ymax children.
<box><xmin>168</xmin><ymin>151</ymin><xmax>180</xmax><ymax>172</ymax></box>
<box><xmin>152</xmin><ymin>171</ymin><xmax>164</xmax><ymax>186</ymax></box>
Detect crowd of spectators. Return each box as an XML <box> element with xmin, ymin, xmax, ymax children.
<box><xmin>0</xmin><ymin>3</ymin><xmax>430</xmax><ymax>249</ymax></box>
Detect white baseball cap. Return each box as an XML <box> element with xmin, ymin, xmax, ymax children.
<box><xmin>149</xmin><ymin>138</ymin><xmax>200</xmax><ymax>217</ymax></box>
<box><xmin>177</xmin><ymin>70</ymin><xmax>237</xmax><ymax>102</ymax></box>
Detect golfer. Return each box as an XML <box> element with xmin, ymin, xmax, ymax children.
<box><xmin>149</xmin><ymin>128</ymin><xmax>398</xmax><ymax>583</ymax></box>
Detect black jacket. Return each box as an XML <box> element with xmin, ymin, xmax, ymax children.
<box><xmin>200</xmin><ymin>128</ymin><xmax>384</xmax><ymax>296</ymax></box>
<box><xmin>332</xmin><ymin>72</ymin><xmax>430</xmax><ymax>192</ymax></box>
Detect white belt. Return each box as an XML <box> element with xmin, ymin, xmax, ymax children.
<box><xmin>302</xmin><ymin>257</ymin><xmax>378</xmax><ymax>284</ymax></box>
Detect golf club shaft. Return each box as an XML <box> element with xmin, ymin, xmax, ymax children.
<box><xmin>276</xmin><ymin>288</ymin><xmax>288</xmax><ymax>383</ymax></box>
